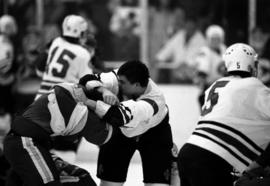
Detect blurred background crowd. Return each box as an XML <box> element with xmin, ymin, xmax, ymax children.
<box><xmin>0</xmin><ymin>0</ymin><xmax>270</xmax><ymax>116</ymax></box>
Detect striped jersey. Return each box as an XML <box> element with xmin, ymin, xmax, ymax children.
<box><xmin>35</xmin><ymin>37</ymin><xmax>93</xmax><ymax>99</ymax></box>
<box><xmin>94</xmin><ymin>71</ymin><xmax>169</xmax><ymax>137</ymax></box>
<box><xmin>187</xmin><ymin>76</ymin><xmax>270</xmax><ymax>172</ymax></box>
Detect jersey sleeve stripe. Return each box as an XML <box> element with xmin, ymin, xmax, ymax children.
<box><xmin>141</xmin><ymin>98</ymin><xmax>159</xmax><ymax>115</ymax></box>
<box><xmin>118</xmin><ymin>104</ymin><xmax>132</xmax><ymax>124</ymax></box>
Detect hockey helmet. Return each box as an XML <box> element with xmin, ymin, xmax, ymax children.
<box><xmin>223</xmin><ymin>43</ymin><xmax>258</xmax><ymax>74</ymax></box>
<box><xmin>62</xmin><ymin>15</ymin><xmax>88</xmax><ymax>38</ymax></box>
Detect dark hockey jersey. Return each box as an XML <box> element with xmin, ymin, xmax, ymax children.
<box><xmin>12</xmin><ymin>83</ymin><xmax>112</xmax><ymax>145</ymax></box>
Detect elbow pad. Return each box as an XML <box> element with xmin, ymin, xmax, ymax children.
<box><xmin>103</xmin><ymin>105</ymin><xmax>125</xmax><ymax>127</ymax></box>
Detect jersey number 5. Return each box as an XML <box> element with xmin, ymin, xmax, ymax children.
<box><xmin>47</xmin><ymin>47</ymin><xmax>76</xmax><ymax>78</ymax></box>
<box><xmin>201</xmin><ymin>81</ymin><xmax>229</xmax><ymax>116</ymax></box>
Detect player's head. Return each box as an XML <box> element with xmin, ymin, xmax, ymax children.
<box><xmin>62</xmin><ymin>15</ymin><xmax>88</xmax><ymax>39</ymax></box>
<box><xmin>0</xmin><ymin>14</ymin><xmax>17</xmax><ymax>36</ymax></box>
<box><xmin>117</xmin><ymin>60</ymin><xmax>149</xmax><ymax>99</ymax></box>
<box><xmin>223</xmin><ymin>43</ymin><xmax>258</xmax><ymax>77</ymax></box>
<box><xmin>206</xmin><ymin>25</ymin><xmax>224</xmax><ymax>49</ymax></box>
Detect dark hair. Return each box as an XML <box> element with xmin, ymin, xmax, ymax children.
<box><xmin>228</xmin><ymin>71</ymin><xmax>252</xmax><ymax>78</ymax></box>
<box><xmin>117</xmin><ymin>60</ymin><xmax>150</xmax><ymax>87</ymax></box>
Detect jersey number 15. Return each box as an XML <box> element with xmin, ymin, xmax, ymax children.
<box><xmin>46</xmin><ymin>47</ymin><xmax>76</xmax><ymax>78</ymax></box>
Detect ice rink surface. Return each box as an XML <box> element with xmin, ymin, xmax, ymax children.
<box><xmin>76</xmin><ymin>155</ymin><xmax>144</xmax><ymax>186</ymax></box>
<box><xmin>73</xmin><ymin>85</ymin><xmax>200</xmax><ymax>186</ymax></box>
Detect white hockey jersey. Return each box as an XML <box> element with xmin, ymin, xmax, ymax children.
<box><xmin>187</xmin><ymin>76</ymin><xmax>270</xmax><ymax>172</ymax></box>
<box><xmin>95</xmin><ymin>71</ymin><xmax>169</xmax><ymax>137</ymax></box>
<box><xmin>36</xmin><ymin>37</ymin><xmax>93</xmax><ymax>99</ymax></box>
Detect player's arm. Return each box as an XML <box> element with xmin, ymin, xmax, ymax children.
<box><xmin>34</xmin><ymin>40</ymin><xmax>52</xmax><ymax>77</ymax></box>
<box><xmin>83</xmin><ymin>98</ymin><xmax>155</xmax><ymax>128</ymax></box>
<box><xmin>77</xmin><ymin>73</ymin><xmax>118</xmax><ymax>105</ymax></box>
<box><xmin>96</xmin><ymin>69</ymin><xmax>119</xmax><ymax>93</ymax></box>
<box><xmin>80</xmin><ymin>70</ymin><xmax>120</xmax><ymax>105</ymax></box>
<box><xmin>80</xmin><ymin>72</ymin><xmax>156</xmax><ymax>127</ymax></box>
<box><xmin>80</xmin><ymin>70</ymin><xmax>119</xmax><ymax>92</ymax></box>
<box><xmin>35</xmin><ymin>51</ymin><xmax>48</xmax><ymax>77</ymax></box>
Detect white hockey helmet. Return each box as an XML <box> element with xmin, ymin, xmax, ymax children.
<box><xmin>62</xmin><ymin>15</ymin><xmax>88</xmax><ymax>38</ymax></box>
<box><xmin>0</xmin><ymin>15</ymin><xmax>18</xmax><ymax>36</ymax></box>
<box><xmin>223</xmin><ymin>43</ymin><xmax>258</xmax><ymax>74</ymax></box>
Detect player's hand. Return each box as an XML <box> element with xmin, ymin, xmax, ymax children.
<box><xmin>103</xmin><ymin>89</ymin><xmax>119</xmax><ymax>105</ymax></box>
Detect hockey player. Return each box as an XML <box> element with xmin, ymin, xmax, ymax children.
<box><xmin>177</xmin><ymin>43</ymin><xmax>270</xmax><ymax>186</ymax></box>
<box><xmin>35</xmin><ymin>14</ymin><xmax>93</xmax><ymax>99</ymax></box>
<box><xmin>35</xmin><ymin>14</ymin><xmax>94</xmax><ymax>162</ymax></box>
<box><xmin>78</xmin><ymin>60</ymin><xmax>175</xmax><ymax>186</ymax></box>
<box><xmin>3</xmin><ymin>75</ymin><xmax>112</xmax><ymax>186</ymax></box>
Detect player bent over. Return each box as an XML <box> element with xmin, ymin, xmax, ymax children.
<box><xmin>3</xmin><ymin>75</ymin><xmax>112</xmax><ymax>186</ymax></box>
<box><xmin>177</xmin><ymin>43</ymin><xmax>270</xmax><ymax>186</ymax></box>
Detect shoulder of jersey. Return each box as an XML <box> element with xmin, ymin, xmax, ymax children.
<box><xmin>77</xmin><ymin>46</ymin><xmax>91</xmax><ymax>59</ymax></box>
<box><xmin>221</xmin><ymin>76</ymin><xmax>262</xmax><ymax>86</ymax></box>
<box><xmin>57</xmin><ymin>37</ymin><xmax>91</xmax><ymax>58</ymax></box>
<box><xmin>246</xmin><ymin>77</ymin><xmax>265</xmax><ymax>86</ymax></box>
<box><xmin>52</xmin><ymin>37</ymin><xmax>62</xmax><ymax>44</ymax></box>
